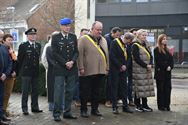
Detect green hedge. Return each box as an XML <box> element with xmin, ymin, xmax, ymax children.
<box><xmin>13</xmin><ymin>64</ymin><xmax>47</xmax><ymax>96</ymax></box>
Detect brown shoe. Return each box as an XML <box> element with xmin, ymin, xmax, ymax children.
<box><xmin>4</xmin><ymin>111</ymin><xmax>14</xmax><ymax>117</ymax></box>
<box><xmin>105</xmin><ymin>101</ymin><xmax>112</xmax><ymax>108</ymax></box>
<box><xmin>74</xmin><ymin>101</ymin><xmax>81</xmax><ymax>107</ymax></box>
<box><xmin>87</xmin><ymin>102</ymin><xmax>91</xmax><ymax>106</ymax></box>
<box><xmin>128</xmin><ymin>101</ymin><xmax>135</xmax><ymax>106</ymax></box>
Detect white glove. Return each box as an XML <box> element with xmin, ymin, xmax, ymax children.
<box><xmin>167</xmin><ymin>66</ymin><xmax>171</xmax><ymax>71</ymax></box>
<box><xmin>1</xmin><ymin>73</ymin><xmax>6</xmax><ymax>81</ymax></box>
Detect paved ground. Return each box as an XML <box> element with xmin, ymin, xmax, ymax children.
<box><xmin>6</xmin><ymin>72</ymin><xmax>188</xmax><ymax>125</ymax></box>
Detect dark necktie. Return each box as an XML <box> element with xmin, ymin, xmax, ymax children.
<box><xmin>64</xmin><ymin>35</ymin><xmax>68</xmax><ymax>40</ymax></box>
<box><xmin>31</xmin><ymin>43</ymin><xmax>35</xmax><ymax>48</ymax></box>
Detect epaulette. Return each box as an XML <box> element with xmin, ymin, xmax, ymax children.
<box><xmin>51</xmin><ymin>31</ymin><xmax>60</xmax><ymax>35</ymax></box>
<box><xmin>20</xmin><ymin>42</ymin><xmax>27</xmax><ymax>45</ymax></box>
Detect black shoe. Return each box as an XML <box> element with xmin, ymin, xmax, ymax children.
<box><xmin>54</xmin><ymin>116</ymin><xmax>61</xmax><ymax>121</ymax></box>
<box><xmin>123</xmin><ymin>107</ymin><xmax>133</xmax><ymax>113</ymax></box>
<box><xmin>0</xmin><ymin>120</ymin><xmax>9</xmax><ymax>125</ymax></box>
<box><xmin>91</xmin><ymin>110</ymin><xmax>102</xmax><ymax>116</ymax></box>
<box><xmin>31</xmin><ymin>109</ymin><xmax>43</xmax><ymax>113</ymax></box>
<box><xmin>63</xmin><ymin>114</ymin><xmax>77</xmax><ymax>119</ymax></box>
<box><xmin>166</xmin><ymin>107</ymin><xmax>171</xmax><ymax>111</ymax></box>
<box><xmin>81</xmin><ymin>111</ymin><xmax>89</xmax><ymax>118</ymax></box>
<box><xmin>2</xmin><ymin>115</ymin><xmax>11</xmax><ymax>121</ymax></box>
<box><xmin>143</xmin><ymin>106</ymin><xmax>153</xmax><ymax>112</ymax></box>
<box><xmin>158</xmin><ymin>107</ymin><xmax>165</xmax><ymax>111</ymax></box>
<box><xmin>135</xmin><ymin>107</ymin><xmax>144</xmax><ymax>112</ymax></box>
<box><xmin>112</xmin><ymin>108</ymin><xmax>119</xmax><ymax>114</ymax></box>
<box><xmin>23</xmin><ymin>111</ymin><xmax>29</xmax><ymax>115</ymax></box>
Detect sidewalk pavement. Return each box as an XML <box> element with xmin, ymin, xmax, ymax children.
<box><xmin>6</xmin><ymin>79</ymin><xmax>188</xmax><ymax>125</ymax></box>
<box><xmin>172</xmin><ymin>73</ymin><xmax>188</xmax><ymax>79</ymax></box>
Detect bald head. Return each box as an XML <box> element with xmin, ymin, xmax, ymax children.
<box><xmin>91</xmin><ymin>21</ymin><xmax>103</xmax><ymax>38</ymax></box>
<box><xmin>0</xmin><ymin>29</ymin><xmax>5</xmax><ymax>43</ymax></box>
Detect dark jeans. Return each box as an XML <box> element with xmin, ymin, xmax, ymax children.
<box><xmin>73</xmin><ymin>82</ymin><xmax>80</xmax><ymax>102</ymax></box>
<box><xmin>156</xmin><ymin>78</ymin><xmax>171</xmax><ymax>109</ymax></box>
<box><xmin>79</xmin><ymin>74</ymin><xmax>105</xmax><ymax>112</ymax></box>
<box><xmin>21</xmin><ymin>76</ymin><xmax>39</xmax><ymax>112</ymax></box>
<box><xmin>110</xmin><ymin>70</ymin><xmax>128</xmax><ymax>109</ymax></box>
<box><xmin>53</xmin><ymin>75</ymin><xmax>76</xmax><ymax>117</ymax></box>
<box><xmin>0</xmin><ymin>80</ymin><xmax>4</xmax><ymax>120</ymax></box>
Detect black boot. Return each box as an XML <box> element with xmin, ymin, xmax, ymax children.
<box><xmin>80</xmin><ymin>111</ymin><xmax>89</xmax><ymax>118</ymax></box>
<box><xmin>123</xmin><ymin>107</ymin><xmax>133</xmax><ymax>113</ymax></box>
<box><xmin>112</xmin><ymin>107</ymin><xmax>119</xmax><ymax>114</ymax></box>
<box><xmin>91</xmin><ymin>109</ymin><xmax>102</xmax><ymax>116</ymax></box>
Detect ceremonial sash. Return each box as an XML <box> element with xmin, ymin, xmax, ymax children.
<box><xmin>85</xmin><ymin>35</ymin><xmax>107</xmax><ymax>65</ymax></box>
<box><xmin>115</xmin><ymin>38</ymin><xmax>128</xmax><ymax>60</ymax></box>
<box><xmin>133</xmin><ymin>42</ymin><xmax>151</xmax><ymax>59</ymax></box>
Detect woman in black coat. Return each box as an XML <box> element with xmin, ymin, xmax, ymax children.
<box><xmin>154</xmin><ymin>34</ymin><xmax>174</xmax><ymax>111</ymax></box>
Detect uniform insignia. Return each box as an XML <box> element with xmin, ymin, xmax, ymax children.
<box><xmin>59</xmin><ymin>42</ymin><xmax>64</xmax><ymax>45</ymax></box>
<box><xmin>26</xmin><ymin>50</ymin><xmax>32</xmax><ymax>53</ymax></box>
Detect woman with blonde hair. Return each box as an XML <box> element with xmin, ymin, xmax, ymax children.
<box><xmin>132</xmin><ymin>29</ymin><xmax>155</xmax><ymax>112</ymax></box>
<box><xmin>154</xmin><ymin>34</ymin><xmax>174</xmax><ymax>111</ymax></box>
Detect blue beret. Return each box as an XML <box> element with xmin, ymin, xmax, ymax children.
<box><xmin>25</xmin><ymin>28</ymin><xmax>37</xmax><ymax>35</ymax></box>
<box><xmin>59</xmin><ymin>18</ymin><xmax>73</xmax><ymax>25</ymax></box>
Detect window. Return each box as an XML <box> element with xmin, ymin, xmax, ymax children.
<box><xmin>182</xmin><ymin>39</ymin><xmax>188</xmax><ymax>62</ymax></box>
<box><xmin>121</xmin><ymin>0</ymin><xmax>132</xmax><ymax>2</ymax></box>
<box><xmin>168</xmin><ymin>39</ymin><xmax>180</xmax><ymax>63</ymax></box>
<box><xmin>108</xmin><ymin>0</ymin><xmax>119</xmax><ymax>3</ymax></box>
<box><xmin>150</xmin><ymin>0</ymin><xmax>161</xmax><ymax>1</ymax></box>
<box><xmin>96</xmin><ymin>0</ymin><xmax>107</xmax><ymax>3</ymax></box>
<box><xmin>87</xmin><ymin>0</ymin><xmax>90</xmax><ymax>19</ymax></box>
<box><xmin>136</xmin><ymin>0</ymin><xmax>148</xmax><ymax>2</ymax></box>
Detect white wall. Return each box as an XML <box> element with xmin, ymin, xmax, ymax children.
<box><xmin>75</xmin><ymin>0</ymin><xmax>95</xmax><ymax>37</ymax></box>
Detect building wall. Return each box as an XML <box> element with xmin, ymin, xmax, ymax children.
<box><xmin>27</xmin><ymin>0</ymin><xmax>75</xmax><ymax>41</ymax></box>
<box><xmin>95</xmin><ymin>0</ymin><xmax>188</xmax><ymax>63</ymax></box>
<box><xmin>75</xmin><ymin>0</ymin><xmax>95</xmax><ymax>37</ymax></box>
<box><xmin>96</xmin><ymin>0</ymin><xmax>188</xmax><ymax>16</ymax></box>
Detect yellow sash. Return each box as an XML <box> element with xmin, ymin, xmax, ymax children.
<box><xmin>85</xmin><ymin>35</ymin><xmax>107</xmax><ymax>65</ymax></box>
<box><xmin>116</xmin><ymin>38</ymin><xmax>128</xmax><ymax>60</ymax></box>
<box><xmin>133</xmin><ymin>42</ymin><xmax>151</xmax><ymax>59</ymax></box>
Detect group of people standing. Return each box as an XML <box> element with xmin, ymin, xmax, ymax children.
<box><xmin>0</xmin><ymin>27</ymin><xmax>43</xmax><ymax>125</ymax></box>
<box><xmin>0</xmin><ymin>18</ymin><xmax>174</xmax><ymax>124</ymax></box>
<box><xmin>41</xmin><ymin>18</ymin><xmax>174</xmax><ymax>122</ymax></box>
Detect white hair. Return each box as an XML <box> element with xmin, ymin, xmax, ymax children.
<box><xmin>136</xmin><ymin>29</ymin><xmax>147</xmax><ymax>37</ymax></box>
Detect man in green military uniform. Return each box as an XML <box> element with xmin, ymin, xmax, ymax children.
<box><xmin>17</xmin><ymin>28</ymin><xmax>42</xmax><ymax>115</ymax></box>
<box><xmin>51</xmin><ymin>18</ymin><xmax>79</xmax><ymax>121</ymax></box>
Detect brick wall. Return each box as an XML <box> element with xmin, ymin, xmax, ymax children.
<box><xmin>27</xmin><ymin>0</ymin><xmax>75</xmax><ymax>41</ymax></box>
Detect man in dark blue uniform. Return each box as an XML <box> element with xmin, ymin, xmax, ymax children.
<box><xmin>0</xmin><ymin>31</ymin><xmax>12</xmax><ymax>125</ymax></box>
<box><xmin>17</xmin><ymin>28</ymin><xmax>42</xmax><ymax>115</ymax></box>
<box><xmin>51</xmin><ymin>18</ymin><xmax>79</xmax><ymax>121</ymax></box>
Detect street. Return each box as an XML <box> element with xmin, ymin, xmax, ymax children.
<box><xmin>7</xmin><ymin>78</ymin><xmax>188</xmax><ymax>125</ymax></box>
